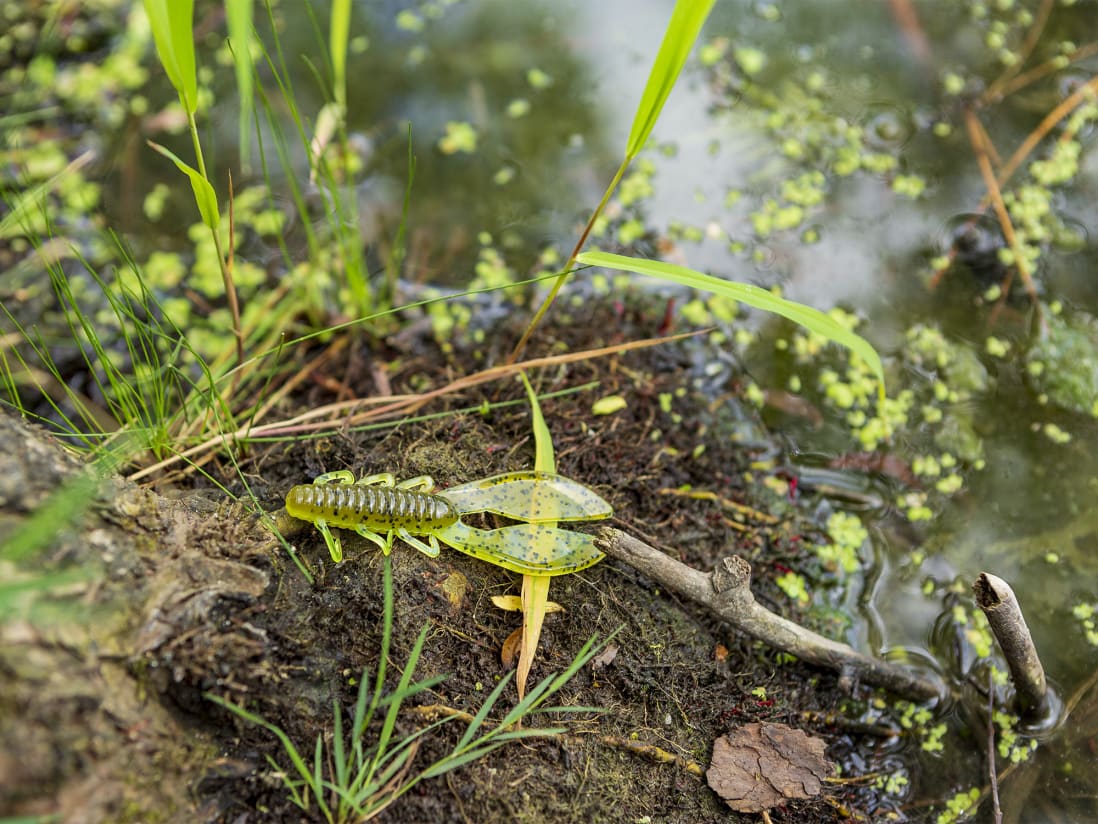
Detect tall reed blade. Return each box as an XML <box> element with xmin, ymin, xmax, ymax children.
<box><xmin>511</xmin><ymin>0</ymin><xmax>717</xmax><ymax>362</ymax></box>
<box><xmin>226</xmin><ymin>0</ymin><xmax>256</xmax><ymax>170</ymax></box>
<box><xmin>576</xmin><ymin>250</ymin><xmax>887</xmax><ymax>401</ymax></box>
<box><xmin>142</xmin><ymin>0</ymin><xmax>198</xmax><ymax>114</ymax></box>
<box><xmin>626</xmin><ymin>0</ymin><xmax>717</xmax><ymax>160</ymax></box>
<box><xmin>330</xmin><ymin>0</ymin><xmax>352</xmax><ymax>112</ymax></box>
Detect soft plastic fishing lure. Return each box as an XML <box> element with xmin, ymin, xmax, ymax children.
<box><xmin>284</xmin><ymin>470</ymin><xmax>612</xmax><ymax>576</ymax></box>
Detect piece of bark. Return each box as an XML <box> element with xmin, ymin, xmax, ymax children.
<box><xmin>594</xmin><ymin>527</ymin><xmax>942</xmax><ymax>701</ymax></box>
<box><xmin>973</xmin><ymin>572</ymin><xmax>1049</xmax><ymax>721</ymax></box>
<box><xmin>707</xmin><ymin>722</ymin><xmax>833</xmax><ymax>813</ymax></box>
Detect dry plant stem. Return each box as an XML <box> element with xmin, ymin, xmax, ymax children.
<box><xmin>600</xmin><ymin>735</ymin><xmax>705</xmax><ymax>778</ymax></box>
<box><xmin>996</xmin><ymin>41</ymin><xmax>1098</xmax><ymax>100</ymax></box>
<box><xmin>931</xmin><ymin>75</ymin><xmax>1098</xmax><ymax>291</ymax></box>
<box><xmin>127</xmin><ymin>331</ymin><xmax>702</xmax><ymax>481</ymax></box>
<box><xmin>981</xmin><ymin>0</ymin><xmax>1054</xmax><ymax>104</ymax></box>
<box><xmin>963</xmin><ymin>108</ymin><xmax>1039</xmax><ymax>303</ymax></box>
<box><xmin>988</xmin><ymin>669</ymin><xmax>1003</xmax><ymax>824</ymax></box>
<box><xmin>887</xmin><ymin>0</ymin><xmax>930</xmax><ymax>66</ymax></box>
<box><xmin>595</xmin><ymin>528</ymin><xmax>942</xmax><ymax>702</ymax></box>
<box><xmin>995</xmin><ymin>75</ymin><xmax>1098</xmax><ymax>189</ymax></box>
<box><xmin>250</xmin><ymin>336</ymin><xmax>349</xmax><ymax>426</ymax></box>
<box><xmin>973</xmin><ymin>573</ymin><xmax>1050</xmax><ymax>720</ymax></box>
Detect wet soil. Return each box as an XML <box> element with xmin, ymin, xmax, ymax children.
<box><xmin>0</xmin><ymin>294</ymin><xmax>915</xmax><ymax>823</ymax></box>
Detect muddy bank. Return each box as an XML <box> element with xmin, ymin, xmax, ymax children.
<box><xmin>1</xmin><ymin>305</ymin><xmax>928</xmax><ymax>823</ymax></box>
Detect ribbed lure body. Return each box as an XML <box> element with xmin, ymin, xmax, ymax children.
<box><xmin>285</xmin><ymin>482</ymin><xmax>458</xmax><ymax>532</ymax></box>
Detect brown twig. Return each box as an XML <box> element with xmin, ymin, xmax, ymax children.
<box><xmin>887</xmin><ymin>0</ymin><xmax>931</xmax><ymax>66</ymax></box>
<box><xmin>995</xmin><ymin>74</ymin><xmax>1098</xmax><ymax>189</ymax></box>
<box><xmin>658</xmin><ymin>487</ymin><xmax>780</xmax><ymax>525</ymax></box>
<box><xmin>601</xmin><ymin>735</ymin><xmax>705</xmax><ymax>777</ymax></box>
<box><xmin>930</xmin><ymin>75</ymin><xmax>1098</xmax><ymax>293</ymax></box>
<box><xmin>963</xmin><ymin>108</ymin><xmax>1039</xmax><ymax>304</ymax></box>
<box><xmin>972</xmin><ymin>573</ymin><xmax>1051</xmax><ymax>721</ymax></box>
<box><xmin>249</xmin><ymin>336</ymin><xmax>349</xmax><ymax>426</ymax></box>
<box><xmin>995</xmin><ymin>41</ymin><xmax>1098</xmax><ymax>100</ymax></box>
<box><xmin>594</xmin><ymin>527</ymin><xmax>943</xmax><ymax>702</ymax></box>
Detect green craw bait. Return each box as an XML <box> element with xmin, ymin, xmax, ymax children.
<box><xmin>285</xmin><ymin>470</ymin><xmax>612</xmax><ymax>576</ymax></box>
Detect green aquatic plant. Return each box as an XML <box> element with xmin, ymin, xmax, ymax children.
<box><xmin>577</xmin><ymin>251</ymin><xmax>886</xmax><ymax>398</ymax></box>
<box><xmin>935</xmin><ymin>787</ymin><xmax>981</xmax><ymax>824</ymax></box>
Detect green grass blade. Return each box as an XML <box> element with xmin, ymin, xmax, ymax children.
<box><xmin>142</xmin><ymin>0</ymin><xmax>198</xmax><ymax>113</ymax></box>
<box><xmin>367</xmin><ymin>622</ymin><xmax>430</xmax><ymax>783</ymax></box>
<box><xmin>359</xmin><ymin>556</ymin><xmax>394</xmax><ymax>738</ymax></box>
<box><xmin>454</xmin><ymin>671</ymin><xmax>514</xmax><ymax>752</ymax></box>
<box><xmin>147</xmin><ymin>140</ymin><xmax>220</xmax><ymax>229</ymax></box>
<box><xmin>626</xmin><ymin>0</ymin><xmax>716</xmax><ymax>158</ymax></box>
<box><xmin>205</xmin><ymin>694</ymin><xmax>319</xmax><ymax>800</ymax></box>
<box><xmin>267</xmin><ymin>753</ymin><xmax>310</xmax><ymax>812</ymax></box>
<box><xmin>331</xmin><ymin>701</ymin><xmax>347</xmax><ymax>792</ymax></box>
<box><xmin>368</xmin><ymin>720</ymin><xmax>451</xmax><ymax>782</ymax></box>
<box><xmin>576</xmin><ymin>250</ymin><xmax>886</xmax><ymax>400</ymax></box>
<box><xmin>226</xmin><ymin>0</ymin><xmax>255</xmax><ymax>169</ymax></box>
<box><xmin>312</xmin><ymin>734</ymin><xmax>326</xmax><ymax>815</ymax></box>
<box><xmin>373</xmin><ymin>674</ymin><xmax>447</xmax><ymax>705</ymax></box>
<box><xmin>329</xmin><ymin>0</ymin><xmax>351</xmax><ymax>111</ymax></box>
<box><xmin>350</xmin><ymin>666</ymin><xmax>372</xmax><ymax>761</ymax></box>
<box><xmin>0</xmin><ymin>318</ymin><xmax>97</xmax><ymax>444</ymax></box>
<box><xmin>483</xmin><ymin>727</ymin><xmax>567</xmax><ymax>743</ymax></box>
<box><xmin>419</xmin><ymin>742</ymin><xmax>509</xmax><ymax>779</ymax></box>
<box><xmin>519</xmin><ymin>372</ymin><xmax>554</xmax><ymax>473</ymax></box>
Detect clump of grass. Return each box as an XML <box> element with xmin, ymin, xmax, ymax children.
<box><xmin>207</xmin><ymin>556</ymin><xmax>606</xmax><ymax>823</ymax></box>
<box><xmin>0</xmin><ymin>219</ymin><xmax>225</xmax><ymax>457</ymax></box>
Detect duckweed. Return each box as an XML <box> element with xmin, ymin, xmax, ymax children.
<box><xmin>775</xmin><ymin>570</ymin><xmax>810</xmax><ymax>605</ymax></box>
<box><xmin>816</xmin><ymin>511</ymin><xmax>868</xmax><ymax>575</ymax></box>
<box><xmin>438</xmin><ymin>121</ymin><xmax>478</xmax><ymax>154</ymax></box>
<box><xmin>993</xmin><ymin>710</ymin><xmax>1037</xmax><ymax>764</ymax></box>
<box><xmin>1025</xmin><ymin>311</ymin><xmax>1098</xmax><ymax>417</ymax></box>
<box><xmin>1072</xmin><ymin>603</ymin><xmax>1098</xmax><ymax>646</ymax></box>
<box><xmin>935</xmin><ymin>788</ymin><xmax>980</xmax><ymax>824</ymax></box>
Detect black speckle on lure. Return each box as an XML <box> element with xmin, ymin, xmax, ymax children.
<box><xmin>284</xmin><ymin>470</ymin><xmax>612</xmax><ymax>576</ymax></box>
